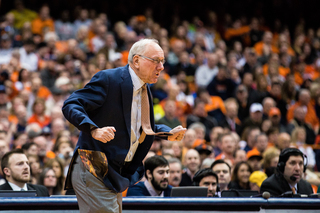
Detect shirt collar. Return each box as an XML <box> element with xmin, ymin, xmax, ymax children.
<box><xmin>128</xmin><ymin>65</ymin><xmax>145</xmax><ymax>92</ymax></box>
<box><xmin>144</xmin><ymin>180</ymin><xmax>164</xmax><ymax>197</ymax></box>
<box><xmin>8</xmin><ymin>181</ymin><xmax>28</xmax><ymax>191</ymax></box>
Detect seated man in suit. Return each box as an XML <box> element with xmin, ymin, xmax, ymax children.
<box><xmin>260</xmin><ymin>148</ymin><xmax>313</xmax><ymax>197</ymax></box>
<box><xmin>0</xmin><ymin>149</ymin><xmax>49</xmax><ymax>196</ymax></box>
<box><xmin>126</xmin><ymin>155</ymin><xmax>172</xmax><ymax>197</ymax></box>
<box><xmin>193</xmin><ymin>168</ymin><xmax>219</xmax><ymax>197</ymax></box>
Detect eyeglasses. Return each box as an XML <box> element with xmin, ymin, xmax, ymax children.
<box><xmin>135</xmin><ymin>54</ymin><xmax>165</xmax><ymax>65</ymax></box>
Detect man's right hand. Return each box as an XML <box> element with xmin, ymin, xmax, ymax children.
<box><xmin>91</xmin><ymin>126</ymin><xmax>116</xmax><ymax>143</ymax></box>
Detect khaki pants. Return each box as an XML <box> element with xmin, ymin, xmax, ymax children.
<box><xmin>71</xmin><ymin>155</ymin><xmax>122</xmax><ymax>213</ymax></box>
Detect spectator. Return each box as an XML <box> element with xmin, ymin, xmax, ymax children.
<box><xmin>180</xmin><ymin>149</ymin><xmax>201</xmax><ymax>186</ymax></box>
<box><xmin>195</xmin><ymin>53</ymin><xmax>218</xmax><ymax>87</ymax></box>
<box><xmin>26</xmin><ymin>154</ymin><xmax>42</xmax><ymax>184</ymax></box>
<box><xmin>156</xmin><ymin>100</ymin><xmax>181</xmax><ymax>129</ymax></box>
<box><xmin>27</xmin><ymin>98</ymin><xmax>51</xmax><ymax>128</ymax></box>
<box><xmin>262</xmin><ymin>147</ymin><xmax>280</xmax><ymax>176</ymax></box>
<box><xmin>44</xmin><ymin>157</ymin><xmax>66</xmax><ymax>194</ymax></box>
<box><xmin>287</xmin><ymin>106</ymin><xmax>316</xmax><ymax>145</ymax></box>
<box><xmin>249</xmin><ymin>171</ymin><xmax>267</xmax><ymax>192</ymax></box>
<box><xmin>193</xmin><ymin>168</ymin><xmax>219</xmax><ymax>197</ymax></box>
<box><xmin>215</xmin><ymin>133</ymin><xmax>236</xmax><ymax>163</ymax></box>
<box><xmin>206</xmin><ymin>64</ymin><xmax>237</xmax><ymax>100</ymax></box>
<box><xmin>211</xmin><ymin>159</ymin><xmax>232</xmax><ymax>191</ymax></box>
<box><xmin>243</xmin><ymin>126</ymin><xmax>261</xmax><ymax>153</ymax></box>
<box><xmin>54</xmin><ymin>10</ymin><xmax>75</xmax><ymax>41</ymax></box>
<box><xmin>0</xmin><ymin>149</ymin><xmax>49</xmax><ymax>196</ymax></box>
<box><xmin>234</xmin><ymin>149</ymin><xmax>247</xmax><ymax>166</ymax></box>
<box><xmin>73</xmin><ymin>9</ymin><xmax>92</xmax><ymax>34</ymax></box>
<box><xmin>19</xmin><ymin>39</ymin><xmax>38</xmax><ymax>72</ymax></box>
<box><xmin>186</xmin><ymin>100</ymin><xmax>217</xmax><ymax>142</ymax></box>
<box><xmin>246</xmin><ymin>149</ymin><xmax>263</xmax><ymax>171</ymax></box>
<box><xmin>240</xmin><ymin>103</ymin><xmax>263</xmax><ymax>136</ymax></box>
<box><xmin>168</xmin><ymin>157</ymin><xmax>182</xmax><ymax>187</ymax></box>
<box><xmin>287</xmin><ymin>89</ymin><xmax>320</xmax><ymax>133</ymax></box>
<box><xmin>0</xmin><ymin>34</ymin><xmax>14</xmax><ymax>65</ymax></box>
<box><xmin>10</xmin><ymin>0</ymin><xmax>37</xmax><ymax>30</ymax></box>
<box><xmin>31</xmin><ymin>5</ymin><xmax>55</xmax><ymax>37</ymax></box>
<box><xmin>260</xmin><ymin>148</ymin><xmax>313</xmax><ymax>197</ymax></box>
<box><xmin>228</xmin><ymin>161</ymin><xmax>253</xmax><ymax>190</ymax></box>
<box><xmin>126</xmin><ymin>155</ymin><xmax>171</xmax><ymax>197</ymax></box>
<box><xmin>38</xmin><ymin>167</ymin><xmax>59</xmax><ymax>195</ymax></box>
<box><xmin>235</xmin><ymin>84</ymin><xmax>250</xmax><ymax>122</ymax></box>
<box><xmin>218</xmin><ymin>98</ymin><xmax>241</xmax><ymax>135</ymax></box>
<box><xmin>197</xmin><ymin>87</ymin><xmax>226</xmax><ymax>122</ymax></box>
<box><xmin>255</xmin><ymin>133</ymin><xmax>269</xmax><ymax>154</ymax></box>
<box><xmin>268</xmin><ymin>107</ymin><xmax>288</xmax><ymax>133</ymax></box>
<box><xmin>209</xmin><ymin>126</ymin><xmax>224</xmax><ymax>157</ymax></box>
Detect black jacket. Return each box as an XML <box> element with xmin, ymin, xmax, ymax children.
<box><xmin>260</xmin><ymin>173</ymin><xmax>313</xmax><ymax>197</ymax></box>
<box><xmin>0</xmin><ymin>181</ymin><xmax>50</xmax><ymax>197</ymax></box>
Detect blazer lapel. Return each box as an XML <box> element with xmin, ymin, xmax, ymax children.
<box><xmin>121</xmin><ymin>66</ymin><xmax>133</xmax><ymax>137</ymax></box>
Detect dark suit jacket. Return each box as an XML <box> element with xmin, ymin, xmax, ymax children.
<box><xmin>0</xmin><ymin>181</ymin><xmax>49</xmax><ymax>197</ymax></box>
<box><xmin>62</xmin><ymin>65</ymin><xmax>171</xmax><ymax>193</ymax></box>
<box><xmin>126</xmin><ymin>181</ymin><xmax>172</xmax><ymax>197</ymax></box>
<box><xmin>260</xmin><ymin>173</ymin><xmax>313</xmax><ymax>197</ymax></box>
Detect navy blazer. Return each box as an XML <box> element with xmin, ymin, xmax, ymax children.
<box><xmin>126</xmin><ymin>181</ymin><xmax>172</xmax><ymax>197</ymax></box>
<box><xmin>0</xmin><ymin>181</ymin><xmax>50</xmax><ymax>197</ymax></box>
<box><xmin>62</xmin><ymin>65</ymin><xmax>171</xmax><ymax>193</ymax></box>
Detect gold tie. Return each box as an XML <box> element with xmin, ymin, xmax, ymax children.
<box><xmin>291</xmin><ymin>187</ymin><xmax>296</xmax><ymax>194</ymax></box>
<box><xmin>138</xmin><ymin>84</ymin><xmax>172</xmax><ymax>143</ymax></box>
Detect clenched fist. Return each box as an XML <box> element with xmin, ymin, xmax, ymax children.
<box><xmin>91</xmin><ymin>126</ymin><xmax>116</xmax><ymax>143</ymax></box>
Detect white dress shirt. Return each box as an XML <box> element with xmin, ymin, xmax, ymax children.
<box><xmin>8</xmin><ymin>182</ymin><xmax>28</xmax><ymax>191</ymax></box>
<box><xmin>125</xmin><ymin>66</ymin><xmax>144</xmax><ymax>162</ymax></box>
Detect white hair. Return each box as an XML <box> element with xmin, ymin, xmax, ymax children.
<box><xmin>128</xmin><ymin>38</ymin><xmax>159</xmax><ymax>63</ymax></box>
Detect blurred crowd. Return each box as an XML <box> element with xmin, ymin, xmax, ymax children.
<box><xmin>1</xmin><ymin>0</ymin><xmax>320</xmax><ymax>196</ymax></box>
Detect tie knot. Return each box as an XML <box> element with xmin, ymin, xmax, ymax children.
<box><xmin>142</xmin><ymin>84</ymin><xmax>147</xmax><ymax>90</ymax></box>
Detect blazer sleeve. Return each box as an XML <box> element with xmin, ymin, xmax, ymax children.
<box><xmin>62</xmin><ymin>71</ymin><xmax>109</xmax><ymax>133</ymax></box>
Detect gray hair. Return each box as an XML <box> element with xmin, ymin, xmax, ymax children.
<box><xmin>128</xmin><ymin>38</ymin><xmax>159</xmax><ymax>63</ymax></box>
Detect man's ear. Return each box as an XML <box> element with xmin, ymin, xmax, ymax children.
<box><xmin>133</xmin><ymin>55</ymin><xmax>140</xmax><ymax>69</ymax></box>
<box><xmin>146</xmin><ymin>170</ymin><xmax>152</xmax><ymax>180</ymax></box>
<box><xmin>3</xmin><ymin>168</ymin><xmax>10</xmax><ymax>177</ymax></box>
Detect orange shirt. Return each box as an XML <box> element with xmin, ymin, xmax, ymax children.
<box><xmin>287</xmin><ymin>101</ymin><xmax>319</xmax><ymax>130</ymax></box>
<box><xmin>37</xmin><ymin>86</ymin><xmax>52</xmax><ymax>100</ymax></box>
<box><xmin>262</xmin><ymin>64</ymin><xmax>290</xmax><ymax>78</ymax></box>
<box><xmin>28</xmin><ymin>114</ymin><xmax>51</xmax><ymax>128</ymax></box>
<box><xmin>254</xmin><ymin>41</ymin><xmax>279</xmax><ymax>56</ymax></box>
<box><xmin>224</xmin><ymin>26</ymin><xmax>250</xmax><ymax>41</ymax></box>
<box><xmin>31</xmin><ymin>17</ymin><xmax>55</xmax><ymax>36</ymax></box>
<box><xmin>205</xmin><ymin>96</ymin><xmax>226</xmax><ymax>115</ymax></box>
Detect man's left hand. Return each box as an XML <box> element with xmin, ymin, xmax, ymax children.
<box><xmin>167</xmin><ymin>125</ymin><xmax>187</xmax><ymax>141</ymax></box>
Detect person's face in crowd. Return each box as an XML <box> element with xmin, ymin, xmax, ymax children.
<box><xmin>270</xmin><ymin>156</ymin><xmax>279</xmax><ymax>167</ymax></box>
<box><xmin>236</xmin><ymin>85</ymin><xmax>248</xmax><ymax>102</ymax></box>
<box><xmin>199</xmin><ymin>175</ymin><xmax>217</xmax><ymax>197</ymax></box>
<box><xmin>4</xmin><ymin>153</ymin><xmax>30</xmax><ymax>185</ymax></box>
<box><xmin>33</xmin><ymin>136</ymin><xmax>47</xmax><ymax>157</ymax></box>
<box><xmin>164</xmin><ymin>100</ymin><xmax>176</xmax><ymax>118</ymax></box>
<box><xmin>270</xmin><ymin>114</ymin><xmax>281</xmax><ymax>125</ymax></box>
<box><xmin>57</xmin><ymin>142</ymin><xmax>73</xmax><ymax>159</ymax></box>
<box><xmin>168</xmin><ymin>162</ymin><xmax>182</xmax><ymax>187</ymax></box>
<box><xmin>277</xmin><ymin>133</ymin><xmax>291</xmax><ymax>151</ymax></box>
<box><xmin>183</xmin><ymin>129</ymin><xmax>196</xmax><ymax>149</ymax></box>
<box><xmin>0</xmin><ymin>139</ymin><xmax>9</xmax><ymax>158</ymax></box>
<box><xmin>148</xmin><ymin>165</ymin><xmax>169</xmax><ymax>191</ymax></box>
<box><xmin>261</xmin><ymin>119</ymin><xmax>272</xmax><ymax>133</ymax></box>
<box><xmin>52</xmin><ymin>160</ymin><xmax>62</xmax><ymax>178</ymax></box>
<box><xmin>296</xmin><ymin>129</ymin><xmax>306</xmax><ymax>143</ymax></box>
<box><xmin>248</xmin><ymin>129</ymin><xmax>260</xmax><ymax>148</ymax></box>
<box><xmin>212</xmin><ymin>163</ymin><xmax>231</xmax><ymax>189</ymax></box>
<box><xmin>210</xmin><ymin>127</ymin><xmax>224</xmax><ymax>143</ymax></box>
<box><xmin>133</xmin><ymin>43</ymin><xmax>165</xmax><ymax>84</ymax></box>
<box><xmin>43</xmin><ymin>169</ymin><xmax>57</xmax><ymax>187</ymax></box>
<box><xmin>234</xmin><ymin>149</ymin><xmax>247</xmax><ymax>165</ymax></box>
<box><xmin>184</xmin><ymin>150</ymin><xmax>200</xmax><ymax>173</ymax></box>
<box><xmin>226</xmin><ymin>102</ymin><xmax>238</xmax><ymax>119</ymax></box>
<box><xmin>193</xmin><ymin>102</ymin><xmax>207</xmax><ymax>118</ymax></box>
<box><xmin>221</xmin><ymin>135</ymin><xmax>236</xmax><ymax>155</ymax></box>
<box><xmin>256</xmin><ymin>135</ymin><xmax>268</xmax><ymax>153</ymax></box>
<box><xmin>250</xmin><ymin>182</ymin><xmax>260</xmax><ymax>191</ymax></box>
<box><xmin>28</xmin><ymin>155</ymin><xmax>41</xmax><ymax>176</ymax></box>
<box><xmin>193</xmin><ymin>127</ymin><xmax>205</xmax><ymax>140</ymax></box>
<box><xmin>263</xmin><ymin>98</ymin><xmax>275</xmax><ymax>114</ymax></box>
<box><xmin>207</xmin><ymin>53</ymin><xmax>218</xmax><ymax>68</ymax></box>
<box><xmin>283</xmin><ymin>155</ymin><xmax>304</xmax><ymax>185</ymax></box>
<box><xmin>248</xmin><ymin>157</ymin><xmax>262</xmax><ymax>171</ymax></box>
<box><xmin>250</xmin><ymin>110</ymin><xmax>262</xmax><ymax>123</ymax></box>
<box><xmin>238</xmin><ymin>163</ymin><xmax>251</xmax><ymax>185</ymax></box>
<box><xmin>171</xmin><ymin>142</ymin><xmax>182</xmax><ymax>159</ymax></box>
